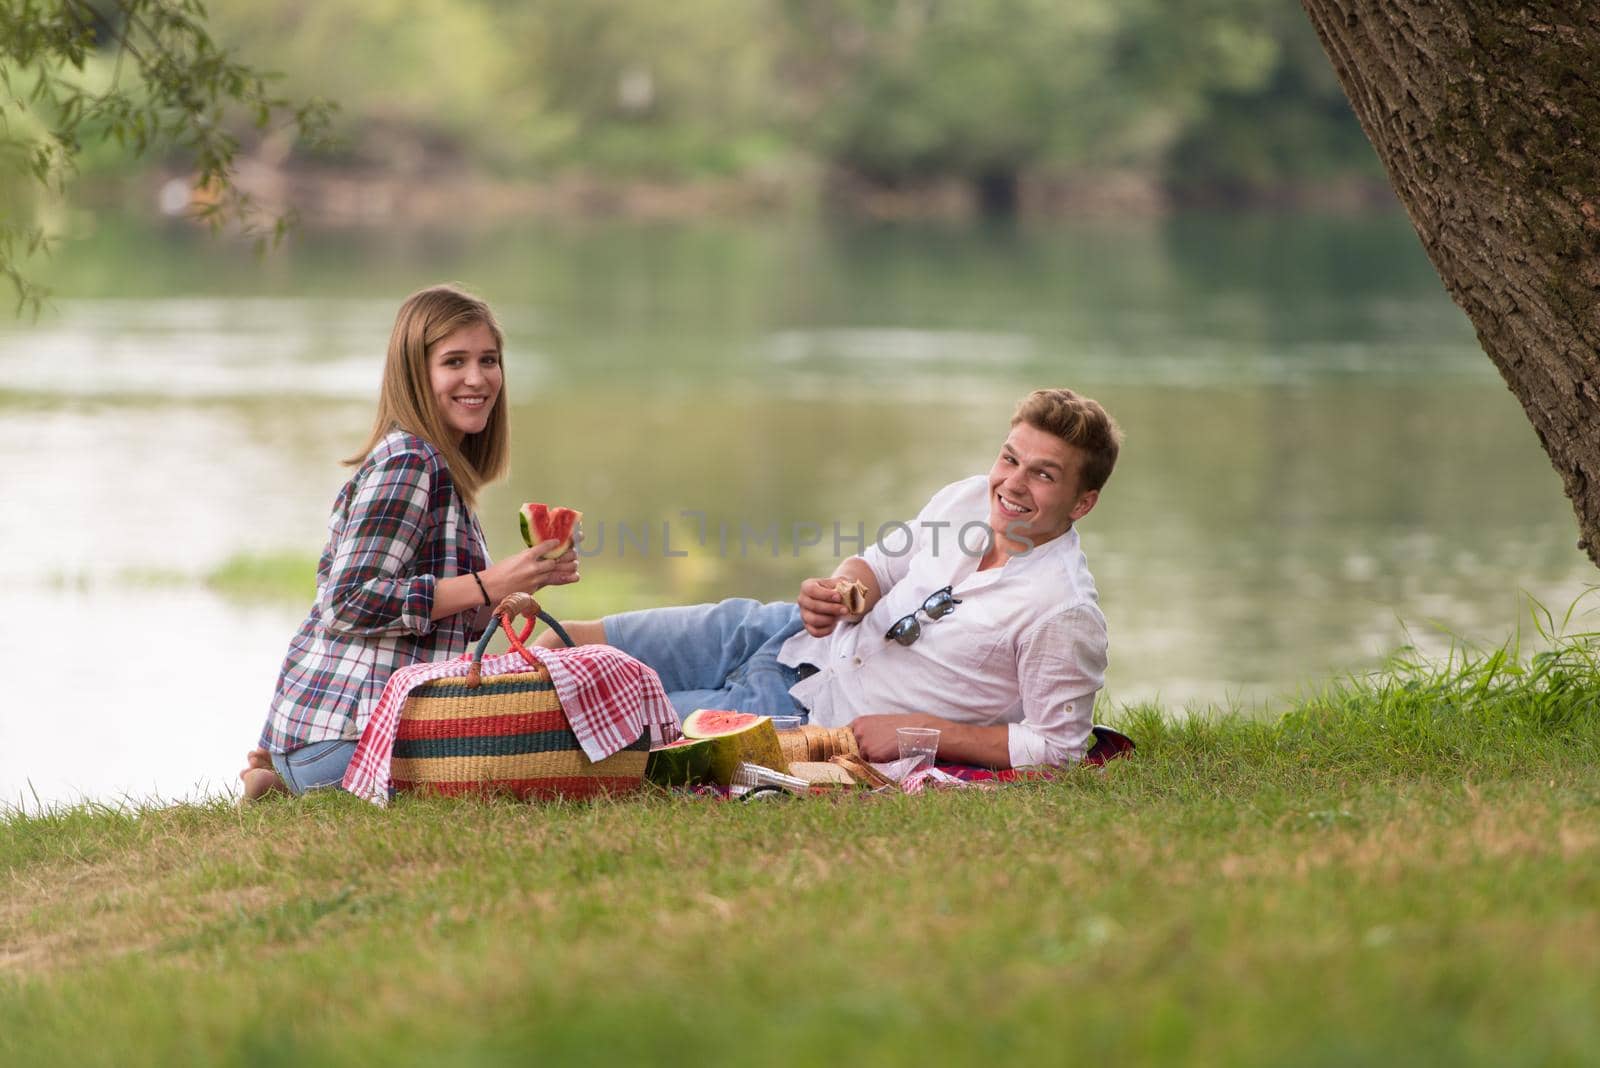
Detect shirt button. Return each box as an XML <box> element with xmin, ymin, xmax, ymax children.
<box><xmin>852</xmin><ymin>657</ymin><xmax>862</xmax><ymax>667</ymax></box>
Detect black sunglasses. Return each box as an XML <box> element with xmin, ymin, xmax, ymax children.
<box><xmin>884</xmin><ymin>585</ymin><xmax>962</xmax><ymax>646</ymax></box>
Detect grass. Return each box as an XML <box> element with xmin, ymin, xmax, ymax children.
<box><xmin>3</xmin><ymin>618</ymin><xmax>1599</xmax><ymax>1065</ymax></box>
<box><xmin>204</xmin><ymin>552</ymin><xmax>321</xmax><ymax>604</ymax></box>
<box><xmin>53</xmin><ymin>554</ymin><xmax>321</xmax><ymax>603</ymax></box>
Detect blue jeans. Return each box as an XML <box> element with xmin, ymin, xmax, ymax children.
<box><xmin>603</xmin><ymin>598</ymin><xmax>810</xmax><ymax>721</ymax></box>
<box><xmin>271</xmin><ymin>739</ymin><xmax>357</xmax><ymax>796</ymax></box>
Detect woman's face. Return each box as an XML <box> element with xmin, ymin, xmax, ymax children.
<box><xmin>428</xmin><ymin>321</ymin><xmax>503</xmax><ymax>443</ymax></box>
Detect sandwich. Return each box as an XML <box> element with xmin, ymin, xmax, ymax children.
<box><xmin>833</xmin><ymin>577</ymin><xmax>868</xmax><ymax>615</ymax></box>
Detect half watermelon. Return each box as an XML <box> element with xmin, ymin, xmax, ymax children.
<box><xmin>519</xmin><ymin>502</ymin><xmax>583</xmax><ymax>559</ymax></box>
<box><xmin>681</xmin><ymin>709</ymin><xmax>790</xmax><ymax>783</ymax></box>
<box><xmin>645</xmin><ymin>737</ymin><xmax>716</xmax><ymax>787</ymax></box>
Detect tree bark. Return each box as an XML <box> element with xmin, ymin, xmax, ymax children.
<box><xmin>1299</xmin><ymin>1</ymin><xmax>1600</xmax><ymax>564</ymax></box>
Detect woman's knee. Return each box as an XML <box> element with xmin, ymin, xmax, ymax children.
<box><xmin>270</xmin><ymin>739</ymin><xmax>357</xmax><ymax>796</ymax></box>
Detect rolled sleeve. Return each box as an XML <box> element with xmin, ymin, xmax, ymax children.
<box><xmin>1008</xmin><ymin>605</ymin><xmax>1107</xmax><ymax>768</ymax></box>
<box><xmin>317</xmin><ymin>451</ymin><xmax>438</xmax><ymax>638</ymax></box>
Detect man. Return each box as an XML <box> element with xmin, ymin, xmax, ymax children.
<box><xmin>546</xmin><ymin>388</ymin><xmax>1120</xmax><ymax>769</ymax></box>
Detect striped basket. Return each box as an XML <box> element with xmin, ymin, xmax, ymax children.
<box><xmin>392</xmin><ymin>594</ymin><xmax>650</xmax><ymax>801</ymax></box>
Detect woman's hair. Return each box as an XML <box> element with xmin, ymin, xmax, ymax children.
<box><xmin>1012</xmin><ymin>388</ymin><xmax>1123</xmax><ymax>492</ymax></box>
<box><xmin>346</xmin><ymin>284</ymin><xmax>510</xmax><ymax>507</ymax></box>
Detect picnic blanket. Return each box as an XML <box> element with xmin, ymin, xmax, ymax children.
<box><xmin>886</xmin><ymin>725</ymin><xmax>1135</xmax><ymax>792</ymax></box>
<box><xmin>723</xmin><ymin>722</ymin><xmax>1134</xmax><ymax>797</ymax></box>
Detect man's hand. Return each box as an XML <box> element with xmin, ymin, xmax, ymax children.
<box><xmin>850</xmin><ymin>713</ymin><xmax>939</xmax><ymax>761</ymax></box>
<box><xmin>797</xmin><ymin>560</ymin><xmax>881</xmax><ymax>637</ymax></box>
<box><xmin>851</xmin><ymin>713</ymin><xmax>1013</xmax><ymax>768</ymax></box>
<box><xmin>798</xmin><ymin>577</ymin><xmax>850</xmax><ymax>637</ymax></box>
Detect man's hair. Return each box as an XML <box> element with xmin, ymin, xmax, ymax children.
<box><xmin>1011</xmin><ymin>388</ymin><xmax>1123</xmax><ymax>492</ymax></box>
<box><xmin>346</xmin><ymin>284</ymin><xmax>509</xmax><ymax>507</ymax></box>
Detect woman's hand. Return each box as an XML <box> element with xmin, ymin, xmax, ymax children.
<box><xmin>428</xmin><ymin>541</ymin><xmax>580</xmax><ymax>621</ymax></box>
<box><xmin>482</xmin><ymin>541</ymin><xmax>580</xmax><ymax>602</ymax></box>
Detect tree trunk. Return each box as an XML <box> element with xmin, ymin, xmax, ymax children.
<box><xmin>1299</xmin><ymin>1</ymin><xmax>1600</xmax><ymax>564</ymax></box>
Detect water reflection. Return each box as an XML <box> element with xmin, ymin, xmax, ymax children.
<box><xmin>0</xmin><ymin>210</ymin><xmax>1590</xmax><ymax>808</ymax></box>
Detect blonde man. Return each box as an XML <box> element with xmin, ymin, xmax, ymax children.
<box><xmin>551</xmin><ymin>389</ymin><xmax>1121</xmax><ymax>770</ymax></box>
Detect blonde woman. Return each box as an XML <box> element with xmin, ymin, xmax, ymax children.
<box><xmin>240</xmin><ymin>285</ymin><xmax>578</xmax><ymax>799</ymax></box>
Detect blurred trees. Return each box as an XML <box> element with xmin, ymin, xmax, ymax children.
<box><xmin>196</xmin><ymin>0</ymin><xmax>1376</xmax><ymax>201</ymax></box>
<box><xmin>785</xmin><ymin>0</ymin><xmax>1290</xmax><ymax>210</ymax></box>
<box><xmin>1168</xmin><ymin>0</ymin><xmax>1382</xmax><ymax>201</ymax></box>
<box><xmin>0</xmin><ymin>0</ymin><xmax>329</xmax><ymax>308</ymax></box>
<box><xmin>5</xmin><ymin>0</ymin><xmax>1385</xmax><ymax>273</ymax></box>
<box><xmin>202</xmin><ymin>0</ymin><xmax>789</xmax><ymax>178</ymax></box>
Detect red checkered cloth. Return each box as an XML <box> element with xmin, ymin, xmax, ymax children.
<box><xmin>898</xmin><ymin>742</ymin><xmax>1137</xmax><ymax>791</ymax></box>
<box><xmin>342</xmin><ymin>644</ymin><xmax>680</xmax><ymax>806</ymax></box>
<box><xmin>930</xmin><ymin>765</ymin><xmax>1053</xmax><ymax>784</ymax></box>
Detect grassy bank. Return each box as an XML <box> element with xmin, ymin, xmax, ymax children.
<box><xmin>4</xmin><ymin>632</ymin><xmax>1599</xmax><ymax>1065</ymax></box>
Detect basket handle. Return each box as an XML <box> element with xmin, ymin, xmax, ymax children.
<box><xmin>465</xmin><ymin>592</ymin><xmax>576</xmax><ymax>688</ymax></box>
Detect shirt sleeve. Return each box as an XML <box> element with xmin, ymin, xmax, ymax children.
<box><xmin>316</xmin><ymin>450</ymin><xmax>438</xmax><ymax>638</ymax></box>
<box><xmin>859</xmin><ymin>530</ymin><xmax>914</xmax><ymax>598</ymax></box>
<box><xmin>1007</xmin><ymin>603</ymin><xmax>1108</xmax><ymax>768</ymax></box>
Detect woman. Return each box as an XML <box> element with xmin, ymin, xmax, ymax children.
<box><xmin>240</xmin><ymin>284</ymin><xmax>578</xmax><ymax>799</ymax></box>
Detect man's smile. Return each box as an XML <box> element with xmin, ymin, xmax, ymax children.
<box><xmin>996</xmin><ymin>493</ymin><xmax>1030</xmax><ymax>517</ymax></box>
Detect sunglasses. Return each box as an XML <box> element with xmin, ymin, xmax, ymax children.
<box><xmin>884</xmin><ymin>585</ymin><xmax>962</xmax><ymax>646</ymax></box>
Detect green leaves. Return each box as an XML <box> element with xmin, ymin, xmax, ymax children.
<box><xmin>0</xmin><ymin>0</ymin><xmax>333</xmax><ymax>313</ymax></box>
<box><xmin>797</xmin><ymin>0</ymin><xmax>1284</xmax><ymax>187</ymax></box>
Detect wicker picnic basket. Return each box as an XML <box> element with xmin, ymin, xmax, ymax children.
<box><xmin>390</xmin><ymin>594</ymin><xmax>650</xmax><ymax>801</ymax></box>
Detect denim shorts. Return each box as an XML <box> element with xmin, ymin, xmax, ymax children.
<box><xmin>603</xmin><ymin>598</ymin><xmax>810</xmax><ymax>722</ymax></box>
<box><xmin>270</xmin><ymin>738</ymin><xmax>357</xmax><ymax>796</ymax></box>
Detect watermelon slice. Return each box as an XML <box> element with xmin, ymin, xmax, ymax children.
<box><xmin>681</xmin><ymin>709</ymin><xmax>790</xmax><ymax>784</ymax></box>
<box><xmin>681</xmin><ymin>709</ymin><xmax>763</xmax><ymax>736</ymax></box>
<box><xmin>645</xmin><ymin>737</ymin><xmax>716</xmax><ymax>787</ymax></box>
<box><xmin>519</xmin><ymin>502</ymin><xmax>583</xmax><ymax>559</ymax></box>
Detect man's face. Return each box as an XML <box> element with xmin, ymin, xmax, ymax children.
<box><xmin>986</xmin><ymin>423</ymin><xmax>1100</xmax><ymax>549</ymax></box>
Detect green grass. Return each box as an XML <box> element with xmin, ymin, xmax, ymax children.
<box><xmin>203</xmin><ymin>552</ymin><xmax>321</xmax><ymax>603</ymax></box>
<box><xmin>4</xmin><ymin>621</ymin><xmax>1600</xmax><ymax>1065</ymax></box>
<box><xmin>55</xmin><ymin>554</ymin><xmax>322</xmax><ymax>603</ymax></box>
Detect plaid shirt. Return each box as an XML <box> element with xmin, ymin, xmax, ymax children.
<box><xmin>260</xmin><ymin>430</ymin><xmax>490</xmax><ymax>752</ymax></box>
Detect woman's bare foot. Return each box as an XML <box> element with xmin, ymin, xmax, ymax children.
<box><xmin>239</xmin><ymin>749</ymin><xmax>285</xmax><ymax>801</ymax></box>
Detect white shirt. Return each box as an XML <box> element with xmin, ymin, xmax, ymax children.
<box><xmin>779</xmin><ymin>476</ymin><xmax>1108</xmax><ymax>768</ymax></box>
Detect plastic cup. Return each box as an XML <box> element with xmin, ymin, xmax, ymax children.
<box><xmin>770</xmin><ymin>715</ymin><xmax>804</xmax><ymax>732</ymax></box>
<box><xmin>896</xmin><ymin>727</ymin><xmax>941</xmax><ymax>770</ymax></box>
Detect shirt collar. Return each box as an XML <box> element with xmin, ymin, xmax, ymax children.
<box><xmin>946</xmin><ymin>525</ymin><xmax>1080</xmax><ymax>595</ymax></box>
